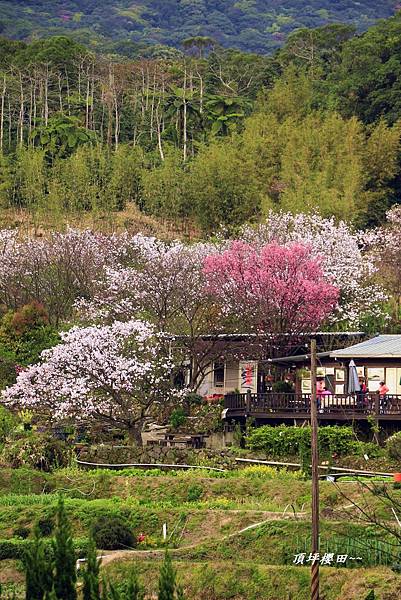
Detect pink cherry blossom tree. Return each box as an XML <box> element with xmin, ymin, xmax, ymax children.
<box><xmin>2</xmin><ymin>319</ymin><xmax>176</xmax><ymax>445</ymax></box>
<box><xmin>203</xmin><ymin>240</ymin><xmax>339</xmax><ymax>355</ymax></box>
<box><xmin>239</xmin><ymin>211</ymin><xmax>386</xmax><ymax>326</ymax></box>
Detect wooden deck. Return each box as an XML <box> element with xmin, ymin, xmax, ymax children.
<box><xmin>224</xmin><ymin>392</ymin><xmax>401</xmax><ymax>422</ymax></box>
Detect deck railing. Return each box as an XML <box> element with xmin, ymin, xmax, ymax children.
<box><xmin>224</xmin><ymin>392</ymin><xmax>401</xmax><ymax>417</ymax></box>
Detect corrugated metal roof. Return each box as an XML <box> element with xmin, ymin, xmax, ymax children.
<box><xmin>331</xmin><ymin>335</ymin><xmax>401</xmax><ymax>358</ymax></box>
<box><xmin>271</xmin><ymin>352</ymin><xmax>331</xmax><ymax>364</ymax></box>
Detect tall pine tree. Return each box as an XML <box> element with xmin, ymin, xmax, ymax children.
<box><xmin>82</xmin><ymin>537</ymin><xmax>101</xmax><ymax>600</ymax></box>
<box><xmin>52</xmin><ymin>496</ymin><xmax>77</xmax><ymax>600</ymax></box>
<box><xmin>24</xmin><ymin>526</ymin><xmax>53</xmax><ymax>600</ymax></box>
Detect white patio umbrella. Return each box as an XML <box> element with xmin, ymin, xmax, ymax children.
<box><xmin>348</xmin><ymin>359</ymin><xmax>361</xmax><ymax>394</ymax></box>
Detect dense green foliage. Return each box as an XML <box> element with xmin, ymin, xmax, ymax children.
<box><xmin>2</xmin><ymin>15</ymin><xmax>401</xmax><ymax>230</ymax></box>
<box><xmin>0</xmin><ymin>302</ymin><xmax>59</xmax><ymax>367</ymax></box>
<box><xmin>158</xmin><ymin>551</ymin><xmax>182</xmax><ymax>600</ymax></box>
<box><xmin>245</xmin><ymin>425</ymin><xmax>381</xmax><ymax>459</ymax></box>
<box><xmin>1</xmin><ymin>433</ymin><xmax>72</xmax><ymax>471</ymax></box>
<box><xmin>385</xmin><ymin>432</ymin><xmax>401</xmax><ymax>461</ymax></box>
<box><xmin>0</xmin><ymin>405</ymin><xmax>15</xmax><ymax>443</ymax></box>
<box><xmin>0</xmin><ymin>302</ymin><xmax>59</xmax><ymax>391</ymax></box>
<box><xmin>11</xmin><ymin>496</ymin><xmax>182</xmax><ymax>600</ymax></box>
<box><xmin>82</xmin><ymin>537</ymin><xmax>101</xmax><ymax>600</ymax></box>
<box><xmin>0</xmin><ymin>1</ymin><xmax>396</xmax><ymax>55</ymax></box>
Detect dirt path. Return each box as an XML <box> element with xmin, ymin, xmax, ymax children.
<box><xmin>96</xmin><ymin>499</ymin><xmax>364</xmax><ymax>569</ymax></box>
<box><xmin>98</xmin><ymin>510</ymin><xmax>305</xmax><ymax>568</ymax></box>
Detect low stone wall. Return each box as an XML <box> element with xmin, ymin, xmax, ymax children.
<box><xmin>77</xmin><ymin>444</ymin><xmax>237</xmax><ymax>469</ymax></box>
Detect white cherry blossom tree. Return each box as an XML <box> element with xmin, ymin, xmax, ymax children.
<box><xmin>76</xmin><ymin>235</ymin><xmax>228</xmax><ymax>390</ymax></box>
<box><xmin>2</xmin><ymin>319</ymin><xmax>175</xmax><ymax>444</ymax></box>
<box><xmin>0</xmin><ymin>228</ymin><xmax>126</xmax><ymax>325</ymax></box>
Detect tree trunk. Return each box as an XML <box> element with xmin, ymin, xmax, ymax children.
<box><xmin>198</xmin><ymin>70</ymin><xmax>204</xmax><ymax>114</ymax></box>
<box><xmin>44</xmin><ymin>65</ymin><xmax>49</xmax><ymax>126</ymax></box>
<box><xmin>156</xmin><ymin>101</ymin><xmax>164</xmax><ymax>161</ymax></box>
<box><xmin>8</xmin><ymin>97</ymin><xmax>11</xmax><ymax>149</ymax></box>
<box><xmin>28</xmin><ymin>78</ymin><xmax>33</xmax><ymax>141</ymax></box>
<box><xmin>183</xmin><ymin>66</ymin><xmax>187</xmax><ymax>162</ymax></box>
<box><xmin>85</xmin><ymin>66</ymin><xmax>90</xmax><ymax>129</ymax></box>
<box><xmin>65</xmin><ymin>68</ymin><xmax>70</xmax><ymax>115</ymax></box>
<box><xmin>114</xmin><ymin>87</ymin><xmax>119</xmax><ymax>149</ymax></box>
<box><xmin>128</xmin><ymin>423</ymin><xmax>143</xmax><ymax>446</ymax></box>
<box><xmin>89</xmin><ymin>63</ymin><xmax>95</xmax><ymax>130</ymax></box>
<box><xmin>18</xmin><ymin>72</ymin><xmax>24</xmax><ymax>147</ymax></box>
<box><xmin>0</xmin><ymin>75</ymin><xmax>5</xmax><ymax>153</ymax></box>
<box><xmin>57</xmin><ymin>72</ymin><xmax>63</xmax><ymax>113</ymax></box>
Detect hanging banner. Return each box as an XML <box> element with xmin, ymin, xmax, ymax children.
<box><xmin>239</xmin><ymin>361</ymin><xmax>258</xmax><ymax>393</ymax></box>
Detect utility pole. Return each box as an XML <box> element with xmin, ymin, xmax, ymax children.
<box><xmin>310</xmin><ymin>338</ymin><xmax>319</xmax><ymax>600</ymax></box>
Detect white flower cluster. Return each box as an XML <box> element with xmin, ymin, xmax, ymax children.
<box><xmin>2</xmin><ymin>319</ymin><xmax>173</xmax><ymax>424</ymax></box>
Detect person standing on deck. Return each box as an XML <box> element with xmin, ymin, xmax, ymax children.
<box><xmin>378</xmin><ymin>380</ymin><xmax>389</xmax><ymax>413</ymax></box>
<box><xmin>357</xmin><ymin>377</ymin><xmax>368</xmax><ymax>409</ymax></box>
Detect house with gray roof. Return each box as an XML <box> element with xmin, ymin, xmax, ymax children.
<box><xmin>330</xmin><ymin>335</ymin><xmax>401</xmax><ymax>395</ymax></box>
<box><xmin>223</xmin><ymin>334</ymin><xmax>401</xmax><ymax>426</ymax></box>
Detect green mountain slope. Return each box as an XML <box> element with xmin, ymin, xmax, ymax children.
<box><xmin>0</xmin><ymin>0</ymin><xmax>397</xmax><ymax>54</ymax></box>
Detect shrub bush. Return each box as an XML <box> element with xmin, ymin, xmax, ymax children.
<box><xmin>0</xmin><ymin>537</ymin><xmax>88</xmax><ymax>560</ymax></box>
<box><xmin>0</xmin><ymin>358</ymin><xmax>17</xmax><ymax>391</ymax></box>
<box><xmin>13</xmin><ymin>526</ymin><xmax>30</xmax><ymax>539</ymax></box>
<box><xmin>245</xmin><ymin>425</ymin><xmax>357</xmax><ymax>457</ymax></box>
<box><xmin>1</xmin><ymin>433</ymin><xmax>71</xmax><ymax>471</ymax></box>
<box><xmin>0</xmin><ymin>405</ymin><xmax>16</xmax><ymax>442</ymax></box>
<box><xmin>91</xmin><ymin>515</ymin><xmax>136</xmax><ymax>550</ymax></box>
<box><xmin>186</xmin><ymin>393</ymin><xmax>204</xmax><ymax>406</ymax></box>
<box><xmin>169</xmin><ymin>408</ymin><xmax>186</xmax><ymax>429</ymax></box>
<box><xmin>386</xmin><ymin>432</ymin><xmax>401</xmax><ymax>461</ymax></box>
<box><xmin>37</xmin><ymin>516</ymin><xmax>54</xmax><ymax>537</ymax></box>
<box><xmin>272</xmin><ymin>381</ymin><xmax>294</xmax><ymax>393</ymax></box>
<box><xmin>0</xmin><ymin>302</ymin><xmax>60</xmax><ymax>366</ymax></box>
<box><xmin>0</xmin><ymin>538</ymin><xmax>30</xmax><ymax>559</ymax></box>
<box><xmin>187</xmin><ymin>484</ymin><xmax>204</xmax><ymax>502</ymax></box>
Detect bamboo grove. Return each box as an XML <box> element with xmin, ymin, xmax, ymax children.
<box><xmin>2</xmin><ymin>15</ymin><xmax>401</xmax><ymax>232</ymax></box>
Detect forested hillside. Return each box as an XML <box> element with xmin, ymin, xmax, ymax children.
<box><xmin>0</xmin><ymin>0</ymin><xmax>398</xmax><ymax>55</ymax></box>
<box><xmin>2</xmin><ymin>13</ymin><xmax>401</xmax><ymax>234</ymax></box>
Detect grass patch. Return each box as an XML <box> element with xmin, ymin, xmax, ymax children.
<box><xmin>103</xmin><ymin>560</ymin><xmax>398</xmax><ymax>600</ymax></box>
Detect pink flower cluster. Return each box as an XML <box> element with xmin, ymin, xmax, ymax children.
<box><xmin>203</xmin><ymin>240</ymin><xmax>339</xmax><ymax>334</ymax></box>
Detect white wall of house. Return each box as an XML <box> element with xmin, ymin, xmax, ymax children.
<box><xmin>199</xmin><ymin>360</ymin><xmax>258</xmax><ymax>397</ymax></box>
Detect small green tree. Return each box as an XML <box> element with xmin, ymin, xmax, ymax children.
<box><xmin>52</xmin><ymin>497</ymin><xmax>77</xmax><ymax>600</ymax></box>
<box><xmin>176</xmin><ymin>585</ymin><xmax>186</xmax><ymax>600</ymax></box>
<box><xmin>125</xmin><ymin>570</ymin><xmax>144</xmax><ymax>600</ymax></box>
<box><xmin>24</xmin><ymin>526</ymin><xmax>53</xmax><ymax>600</ymax></box>
<box><xmin>102</xmin><ymin>581</ymin><xmax>121</xmax><ymax>600</ymax></box>
<box><xmin>31</xmin><ymin>114</ymin><xmax>95</xmax><ymax>161</ymax></box>
<box><xmin>82</xmin><ymin>537</ymin><xmax>101</xmax><ymax>600</ymax></box>
<box><xmin>100</xmin><ymin>578</ymin><xmax>109</xmax><ymax>600</ymax></box>
<box><xmin>158</xmin><ymin>551</ymin><xmax>177</xmax><ymax>600</ymax></box>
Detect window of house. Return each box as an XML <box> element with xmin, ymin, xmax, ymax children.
<box><xmin>213</xmin><ymin>362</ymin><xmax>225</xmax><ymax>388</ymax></box>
